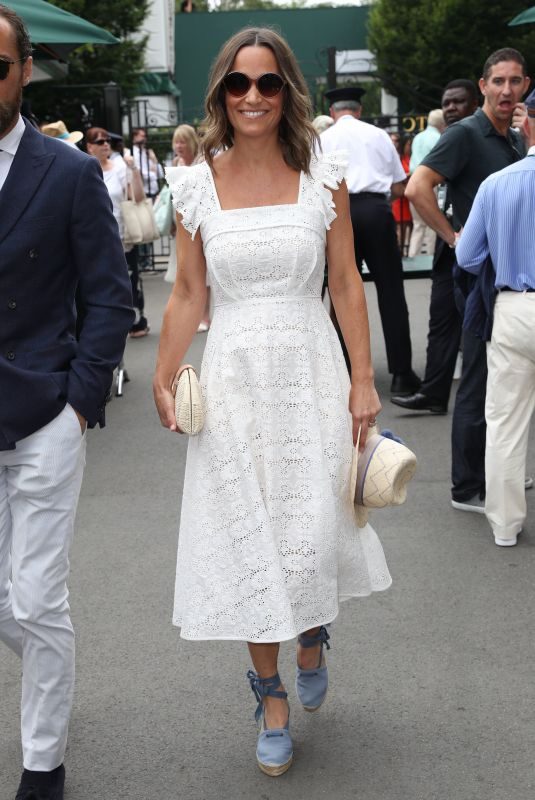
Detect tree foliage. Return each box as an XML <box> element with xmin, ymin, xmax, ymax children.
<box><xmin>47</xmin><ymin>0</ymin><xmax>149</xmax><ymax>94</ymax></box>
<box><xmin>368</xmin><ymin>0</ymin><xmax>535</xmax><ymax>111</ymax></box>
<box><xmin>26</xmin><ymin>0</ymin><xmax>149</xmax><ymax>123</ymax></box>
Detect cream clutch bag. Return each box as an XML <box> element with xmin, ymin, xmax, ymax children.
<box><xmin>172</xmin><ymin>365</ymin><xmax>204</xmax><ymax>435</ymax></box>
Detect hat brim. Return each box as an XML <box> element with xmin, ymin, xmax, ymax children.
<box><xmin>67</xmin><ymin>131</ymin><xmax>83</xmax><ymax>144</ymax></box>
<box><xmin>352</xmin><ymin>429</ymin><xmax>417</xmax><ymax>518</ymax></box>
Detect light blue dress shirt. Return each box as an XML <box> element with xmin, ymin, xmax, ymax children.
<box><xmin>456</xmin><ymin>146</ymin><xmax>535</xmax><ymax>291</ymax></box>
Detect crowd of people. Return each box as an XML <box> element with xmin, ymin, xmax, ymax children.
<box><xmin>0</xmin><ymin>2</ymin><xmax>533</xmax><ymax>797</ymax></box>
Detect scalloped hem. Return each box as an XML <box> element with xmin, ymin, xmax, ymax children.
<box><xmin>173</xmin><ymin>580</ymin><xmax>392</xmax><ymax>642</ymax></box>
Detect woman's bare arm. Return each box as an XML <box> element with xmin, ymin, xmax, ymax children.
<box><xmin>326</xmin><ymin>181</ymin><xmax>381</xmax><ymax>448</ymax></box>
<box><xmin>405</xmin><ymin>165</ymin><xmax>455</xmax><ymax>245</ymax></box>
<box><xmin>153</xmin><ymin>217</ymin><xmax>207</xmax><ymax>431</ymax></box>
<box><xmin>123</xmin><ymin>155</ymin><xmax>146</xmax><ymax>202</ymax></box>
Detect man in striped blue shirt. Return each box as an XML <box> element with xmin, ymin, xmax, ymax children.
<box><xmin>456</xmin><ymin>87</ymin><xmax>535</xmax><ymax>546</ymax></box>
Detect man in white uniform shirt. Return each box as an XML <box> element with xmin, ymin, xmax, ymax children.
<box><xmin>321</xmin><ymin>87</ymin><xmax>420</xmax><ymax>395</ymax></box>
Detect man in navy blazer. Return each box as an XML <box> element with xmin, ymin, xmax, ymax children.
<box><xmin>0</xmin><ymin>7</ymin><xmax>134</xmax><ymax>799</ymax></box>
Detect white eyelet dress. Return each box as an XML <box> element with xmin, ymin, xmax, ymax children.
<box><xmin>166</xmin><ymin>151</ymin><xmax>392</xmax><ymax>642</ymax></box>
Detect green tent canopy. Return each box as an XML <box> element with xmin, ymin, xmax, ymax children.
<box><xmin>509</xmin><ymin>6</ymin><xmax>535</xmax><ymax>25</ymax></box>
<box><xmin>137</xmin><ymin>72</ymin><xmax>181</xmax><ymax>98</ymax></box>
<box><xmin>6</xmin><ymin>0</ymin><xmax>119</xmax><ymax>46</ymax></box>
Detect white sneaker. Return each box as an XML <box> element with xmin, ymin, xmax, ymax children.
<box><xmin>494</xmin><ymin>532</ymin><xmax>520</xmax><ymax>547</ymax></box>
<box><xmin>525</xmin><ymin>476</ymin><xmax>533</xmax><ymax>490</ymax></box>
<box><xmin>451</xmin><ymin>496</ymin><xmax>486</xmax><ymax>514</ymax></box>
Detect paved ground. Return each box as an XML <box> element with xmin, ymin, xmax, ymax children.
<box><xmin>1</xmin><ymin>275</ymin><xmax>534</xmax><ymax>800</ymax></box>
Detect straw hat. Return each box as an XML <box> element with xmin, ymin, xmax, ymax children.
<box><xmin>41</xmin><ymin>120</ymin><xmax>83</xmax><ymax>145</ymax></box>
<box><xmin>351</xmin><ymin>425</ymin><xmax>417</xmax><ymax>527</ymax></box>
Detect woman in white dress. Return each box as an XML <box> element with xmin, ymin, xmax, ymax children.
<box><xmin>153</xmin><ymin>28</ymin><xmax>391</xmax><ymax>776</ymax></box>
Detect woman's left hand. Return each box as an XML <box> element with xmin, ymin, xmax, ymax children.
<box><xmin>123</xmin><ymin>154</ymin><xmax>135</xmax><ymax>169</ymax></box>
<box><xmin>349</xmin><ymin>379</ymin><xmax>382</xmax><ymax>450</ymax></box>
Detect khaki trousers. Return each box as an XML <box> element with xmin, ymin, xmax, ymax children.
<box><xmin>485</xmin><ymin>292</ymin><xmax>535</xmax><ymax>540</ymax></box>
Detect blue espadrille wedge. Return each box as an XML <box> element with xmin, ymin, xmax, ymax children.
<box><xmin>247</xmin><ymin>670</ymin><xmax>293</xmax><ymax>776</ymax></box>
<box><xmin>295</xmin><ymin>625</ymin><xmax>331</xmax><ymax>711</ymax></box>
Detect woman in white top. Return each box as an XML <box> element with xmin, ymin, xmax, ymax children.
<box><xmin>171</xmin><ymin>123</ymin><xmax>199</xmax><ymax>167</ymax></box>
<box><xmin>153</xmin><ymin>28</ymin><xmax>391</xmax><ymax>777</ymax></box>
<box><xmin>165</xmin><ymin>126</ymin><xmax>200</xmax><ymax>282</ymax></box>
<box><xmin>85</xmin><ymin>127</ymin><xmax>144</xmax><ymax>239</ymax></box>
<box><xmin>165</xmin><ymin>125</ymin><xmax>211</xmax><ymax>331</ymax></box>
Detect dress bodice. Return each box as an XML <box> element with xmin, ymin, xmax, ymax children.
<box><xmin>166</xmin><ymin>152</ymin><xmax>347</xmax><ymax>307</ymax></box>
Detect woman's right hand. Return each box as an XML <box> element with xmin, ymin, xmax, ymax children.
<box><xmin>153</xmin><ymin>379</ymin><xmax>180</xmax><ymax>433</ymax></box>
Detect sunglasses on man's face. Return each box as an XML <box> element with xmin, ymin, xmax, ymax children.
<box><xmin>222</xmin><ymin>71</ymin><xmax>285</xmax><ymax>99</ymax></box>
<box><xmin>92</xmin><ymin>138</ymin><xmax>111</xmax><ymax>145</ymax></box>
<box><xmin>0</xmin><ymin>57</ymin><xmax>26</xmax><ymax>81</ymax></box>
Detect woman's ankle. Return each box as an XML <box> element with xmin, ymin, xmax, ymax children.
<box><xmin>297</xmin><ymin>641</ymin><xmax>321</xmax><ymax>669</ymax></box>
<box><xmin>263</xmin><ymin>691</ymin><xmax>289</xmax><ymax>729</ymax></box>
<box><xmin>297</xmin><ymin>627</ymin><xmax>325</xmax><ymax>669</ymax></box>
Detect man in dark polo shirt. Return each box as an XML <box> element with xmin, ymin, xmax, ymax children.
<box><xmin>392</xmin><ymin>79</ymin><xmax>479</xmax><ymax>416</ymax></box>
<box><xmin>404</xmin><ymin>47</ymin><xmax>530</xmax><ymax>513</ymax></box>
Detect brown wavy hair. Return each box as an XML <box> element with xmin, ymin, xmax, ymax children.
<box><xmin>202</xmin><ymin>27</ymin><xmax>318</xmax><ymax>174</ymax></box>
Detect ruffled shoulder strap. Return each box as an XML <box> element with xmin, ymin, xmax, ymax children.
<box><xmin>165</xmin><ymin>161</ymin><xmax>218</xmax><ymax>239</ymax></box>
<box><xmin>308</xmin><ymin>150</ymin><xmax>348</xmax><ymax>229</ymax></box>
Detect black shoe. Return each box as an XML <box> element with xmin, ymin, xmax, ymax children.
<box><xmin>391</xmin><ymin>391</ymin><xmax>447</xmax><ymax>414</ymax></box>
<box><xmin>129</xmin><ymin>316</ymin><xmax>150</xmax><ymax>338</ymax></box>
<box><xmin>16</xmin><ymin>765</ymin><xmax>65</xmax><ymax>800</ymax></box>
<box><xmin>390</xmin><ymin>370</ymin><xmax>422</xmax><ymax>396</ymax></box>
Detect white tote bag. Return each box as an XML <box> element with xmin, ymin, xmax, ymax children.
<box><xmin>121</xmin><ymin>176</ymin><xmax>160</xmax><ymax>247</ymax></box>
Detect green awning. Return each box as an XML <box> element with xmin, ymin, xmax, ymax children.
<box><xmin>7</xmin><ymin>0</ymin><xmax>119</xmax><ymax>45</ymax></box>
<box><xmin>137</xmin><ymin>72</ymin><xmax>181</xmax><ymax>98</ymax></box>
<box><xmin>509</xmin><ymin>6</ymin><xmax>535</xmax><ymax>24</ymax></box>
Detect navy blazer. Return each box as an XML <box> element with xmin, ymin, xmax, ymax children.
<box><xmin>0</xmin><ymin>120</ymin><xmax>135</xmax><ymax>450</ymax></box>
<box><xmin>462</xmin><ymin>256</ymin><xmax>497</xmax><ymax>343</ymax></box>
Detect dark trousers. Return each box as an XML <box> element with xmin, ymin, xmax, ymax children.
<box><xmin>349</xmin><ymin>193</ymin><xmax>412</xmax><ymax>374</ymax></box>
<box><xmin>451</xmin><ymin>328</ymin><xmax>487</xmax><ymax>501</ymax></box>
<box><xmin>125</xmin><ymin>246</ymin><xmax>145</xmax><ymax>319</ymax></box>
<box><xmin>421</xmin><ymin>240</ymin><xmax>463</xmax><ymax>405</ymax></box>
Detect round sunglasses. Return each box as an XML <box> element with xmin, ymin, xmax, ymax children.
<box><xmin>0</xmin><ymin>57</ymin><xmax>26</xmax><ymax>81</ymax></box>
<box><xmin>222</xmin><ymin>71</ymin><xmax>285</xmax><ymax>99</ymax></box>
